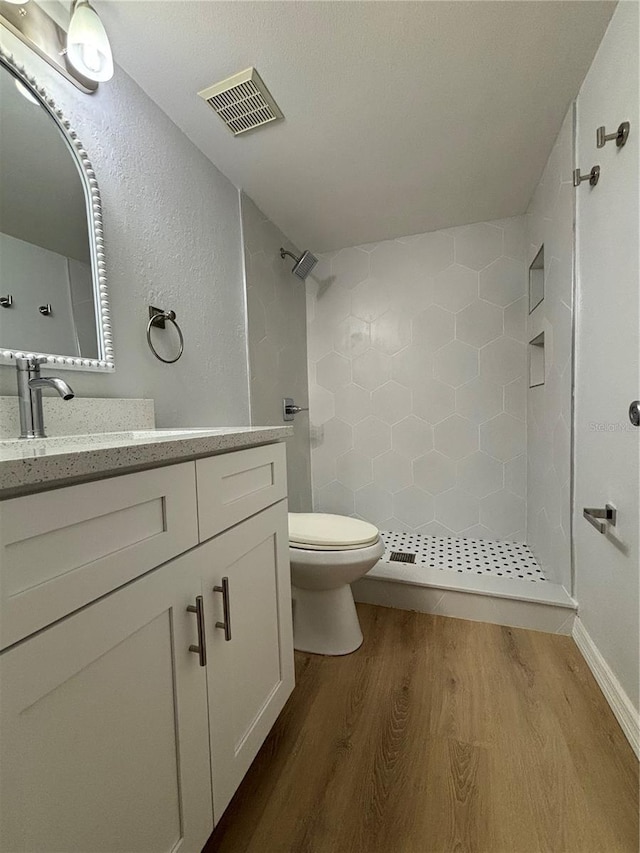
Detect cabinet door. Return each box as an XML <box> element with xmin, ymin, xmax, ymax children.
<box><xmin>200</xmin><ymin>501</ymin><xmax>294</xmax><ymax>821</ymax></box>
<box><xmin>0</xmin><ymin>558</ymin><xmax>213</xmax><ymax>853</ymax></box>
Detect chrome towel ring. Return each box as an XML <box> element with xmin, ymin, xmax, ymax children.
<box><xmin>146</xmin><ymin>306</ymin><xmax>184</xmax><ymax>364</ymax></box>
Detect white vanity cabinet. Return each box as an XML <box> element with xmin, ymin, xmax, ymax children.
<box><xmin>0</xmin><ymin>556</ymin><xmax>213</xmax><ymax>853</ymax></box>
<box><xmin>0</xmin><ymin>441</ymin><xmax>294</xmax><ymax>853</ymax></box>
<box><xmin>199</xmin><ymin>502</ymin><xmax>293</xmax><ymax>819</ymax></box>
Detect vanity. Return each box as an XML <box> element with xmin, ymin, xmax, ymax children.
<box><xmin>0</xmin><ymin>427</ymin><xmax>294</xmax><ymax>852</ymax></box>
<box><xmin>0</xmin><ymin>26</ymin><xmax>297</xmax><ymax>853</ymax></box>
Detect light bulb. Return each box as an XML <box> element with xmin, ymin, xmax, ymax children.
<box><xmin>14</xmin><ymin>79</ymin><xmax>39</xmax><ymax>104</ymax></box>
<box><xmin>66</xmin><ymin>0</ymin><xmax>113</xmax><ymax>83</ymax></box>
<box><xmin>4</xmin><ymin>0</ymin><xmax>30</xmax><ymax>5</ymax></box>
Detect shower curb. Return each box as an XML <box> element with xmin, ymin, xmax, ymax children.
<box><xmin>352</xmin><ymin>572</ymin><xmax>576</xmax><ymax>636</ymax></box>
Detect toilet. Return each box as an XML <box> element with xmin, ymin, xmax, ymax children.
<box><xmin>289</xmin><ymin>512</ymin><xmax>385</xmax><ymax>655</ymax></box>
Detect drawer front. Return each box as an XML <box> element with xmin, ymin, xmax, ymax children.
<box><xmin>0</xmin><ymin>462</ymin><xmax>198</xmax><ymax>650</ymax></box>
<box><xmin>196</xmin><ymin>443</ymin><xmax>287</xmax><ymax>542</ymax></box>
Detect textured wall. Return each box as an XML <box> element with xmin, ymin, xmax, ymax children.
<box><xmin>306</xmin><ymin>218</ymin><xmax>528</xmax><ymax>539</ymax></box>
<box><xmin>0</xmin><ymin>28</ymin><xmax>250</xmax><ymax>428</ymax></box>
<box><xmin>525</xmin><ymin>108</ymin><xmax>574</xmax><ymax>589</ymax></box>
<box><xmin>241</xmin><ymin>194</ymin><xmax>312</xmax><ymax>512</ymax></box>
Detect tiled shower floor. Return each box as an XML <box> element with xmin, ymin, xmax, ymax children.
<box><xmin>380</xmin><ymin>531</ymin><xmax>547</xmax><ymax>583</ymax></box>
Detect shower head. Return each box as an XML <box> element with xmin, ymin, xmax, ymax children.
<box><xmin>280</xmin><ymin>247</ymin><xmax>318</xmax><ymax>280</ymax></box>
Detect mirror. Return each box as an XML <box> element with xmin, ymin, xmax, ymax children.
<box><xmin>0</xmin><ymin>50</ymin><xmax>113</xmax><ymax>371</ymax></box>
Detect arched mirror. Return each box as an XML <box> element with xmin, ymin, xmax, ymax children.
<box><xmin>0</xmin><ymin>49</ymin><xmax>113</xmax><ymax>371</ymax></box>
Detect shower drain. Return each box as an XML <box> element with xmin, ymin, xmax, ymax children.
<box><xmin>389</xmin><ymin>551</ymin><xmax>416</xmax><ymax>564</ymax></box>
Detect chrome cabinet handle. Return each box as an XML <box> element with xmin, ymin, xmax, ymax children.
<box><xmin>583</xmin><ymin>504</ymin><xmax>617</xmax><ymax>534</ymax></box>
<box><xmin>187</xmin><ymin>595</ymin><xmax>207</xmax><ymax>666</ymax></box>
<box><xmin>213</xmin><ymin>577</ymin><xmax>232</xmax><ymax>641</ymax></box>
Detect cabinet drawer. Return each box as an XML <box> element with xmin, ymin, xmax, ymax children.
<box><xmin>0</xmin><ymin>462</ymin><xmax>198</xmax><ymax>650</ymax></box>
<box><xmin>196</xmin><ymin>443</ymin><xmax>287</xmax><ymax>542</ymax></box>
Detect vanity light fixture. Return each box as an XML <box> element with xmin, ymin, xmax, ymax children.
<box><xmin>0</xmin><ymin>0</ymin><xmax>113</xmax><ymax>91</ymax></box>
<box><xmin>67</xmin><ymin>0</ymin><xmax>113</xmax><ymax>83</ymax></box>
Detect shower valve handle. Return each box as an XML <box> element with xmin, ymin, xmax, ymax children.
<box><xmin>283</xmin><ymin>397</ymin><xmax>309</xmax><ymax>421</ymax></box>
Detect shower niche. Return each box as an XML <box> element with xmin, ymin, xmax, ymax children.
<box><xmin>529</xmin><ymin>244</ymin><xmax>545</xmax><ymax>313</ymax></box>
<box><xmin>529</xmin><ymin>331</ymin><xmax>545</xmax><ymax>387</ymax></box>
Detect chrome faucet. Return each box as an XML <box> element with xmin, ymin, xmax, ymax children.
<box><xmin>16</xmin><ymin>356</ymin><xmax>75</xmax><ymax>439</ymax></box>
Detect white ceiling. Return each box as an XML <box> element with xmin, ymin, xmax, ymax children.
<box><xmin>96</xmin><ymin>1</ymin><xmax>615</xmax><ymax>252</ymax></box>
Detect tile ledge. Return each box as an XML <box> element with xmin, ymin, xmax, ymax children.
<box><xmin>366</xmin><ymin>561</ymin><xmax>576</xmax><ymax>609</ymax></box>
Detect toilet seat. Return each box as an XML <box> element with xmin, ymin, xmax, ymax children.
<box><xmin>289</xmin><ymin>512</ymin><xmax>379</xmax><ymax>551</ymax></box>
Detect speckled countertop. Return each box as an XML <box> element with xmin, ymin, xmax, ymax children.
<box><xmin>0</xmin><ymin>426</ymin><xmax>292</xmax><ymax>499</ymax></box>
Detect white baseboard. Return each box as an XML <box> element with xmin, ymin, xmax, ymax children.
<box><xmin>572</xmin><ymin>617</ymin><xmax>639</xmax><ymax>758</ymax></box>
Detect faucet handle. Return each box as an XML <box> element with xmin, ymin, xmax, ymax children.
<box><xmin>16</xmin><ymin>355</ymin><xmax>48</xmax><ymax>371</ymax></box>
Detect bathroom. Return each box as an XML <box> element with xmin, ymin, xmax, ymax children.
<box><xmin>0</xmin><ymin>0</ymin><xmax>637</xmax><ymax>850</ymax></box>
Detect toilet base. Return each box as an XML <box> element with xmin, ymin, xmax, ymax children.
<box><xmin>291</xmin><ymin>584</ymin><xmax>363</xmax><ymax>655</ymax></box>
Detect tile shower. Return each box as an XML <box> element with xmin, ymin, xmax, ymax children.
<box><xmin>306</xmin><ymin>107</ymin><xmax>574</xmax><ymax>596</ymax></box>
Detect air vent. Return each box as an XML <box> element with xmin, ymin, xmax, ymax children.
<box><xmin>389</xmin><ymin>551</ymin><xmax>416</xmax><ymax>564</ymax></box>
<box><xmin>198</xmin><ymin>67</ymin><xmax>283</xmax><ymax>136</ymax></box>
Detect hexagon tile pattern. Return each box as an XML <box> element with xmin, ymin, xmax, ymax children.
<box><xmin>307</xmin><ymin>216</ymin><xmax>528</xmax><ymax>541</ymax></box>
<box><xmin>524</xmin><ymin>106</ymin><xmax>574</xmax><ymax>589</ymax></box>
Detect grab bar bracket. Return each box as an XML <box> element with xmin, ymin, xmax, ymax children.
<box><xmin>583</xmin><ymin>504</ymin><xmax>616</xmax><ymax>534</ymax></box>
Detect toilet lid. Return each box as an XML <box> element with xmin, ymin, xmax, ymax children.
<box><xmin>289</xmin><ymin>513</ymin><xmax>380</xmax><ymax>549</ymax></box>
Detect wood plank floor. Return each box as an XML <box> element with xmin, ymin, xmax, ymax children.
<box><xmin>204</xmin><ymin>604</ymin><xmax>639</xmax><ymax>853</ymax></box>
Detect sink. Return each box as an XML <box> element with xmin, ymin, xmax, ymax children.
<box><xmin>0</xmin><ymin>424</ymin><xmax>292</xmax><ymax>499</ymax></box>
<box><xmin>0</xmin><ymin>428</ymin><xmax>227</xmax><ymax>449</ymax></box>
<box><xmin>129</xmin><ymin>429</ymin><xmax>217</xmax><ymax>438</ymax></box>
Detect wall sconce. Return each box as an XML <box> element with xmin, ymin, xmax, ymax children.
<box><xmin>0</xmin><ymin>0</ymin><xmax>113</xmax><ymax>92</ymax></box>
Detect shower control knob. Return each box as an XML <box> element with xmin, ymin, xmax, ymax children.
<box><xmin>283</xmin><ymin>397</ymin><xmax>309</xmax><ymax>421</ymax></box>
<box><xmin>629</xmin><ymin>400</ymin><xmax>640</xmax><ymax>427</ymax></box>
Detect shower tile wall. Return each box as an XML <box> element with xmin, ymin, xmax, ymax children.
<box><xmin>525</xmin><ymin>107</ymin><xmax>574</xmax><ymax>589</ymax></box>
<box><xmin>306</xmin><ymin>218</ymin><xmax>528</xmax><ymax>539</ymax></box>
<box><xmin>241</xmin><ymin>193</ymin><xmax>312</xmax><ymax>511</ymax></box>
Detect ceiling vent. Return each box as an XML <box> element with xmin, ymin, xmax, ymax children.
<box><xmin>198</xmin><ymin>67</ymin><xmax>283</xmax><ymax>136</ymax></box>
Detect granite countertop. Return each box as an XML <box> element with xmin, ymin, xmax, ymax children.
<box><xmin>0</xmin><ymin>426</ymin><xmax>293</xmax><ymax>499</ymax></box>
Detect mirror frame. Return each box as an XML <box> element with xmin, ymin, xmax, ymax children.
<box><xmin>0</xmin><ymin>46</ymin><xmax>114</xmax><ymax>372</ymax></box>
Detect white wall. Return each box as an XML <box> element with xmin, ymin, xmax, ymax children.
<box><xmin>0</xmin><ymin>28</ymin><xmax>250</xmax><ymax>428</ymax></box>
<box><xmin>0</xmin><ymin>232</ymin><xmax>79</xmax><ymax>356</ymax></box>
<box><xmin>525</xmin><ymin>107</ymin><xmax>575</xmax><ymax>589</ymax></box>
<box><xmin>306</xmin><ymin>218</ymin><xmax>528</xmax><ymax>538</ymax></box>
<box><xmin>574</xmin><ymin>1</ymin><xmax>639</xmax><ymax>712</ymax></box>
<box><xmin>241</xmin><ymin>194</ymin><xmax>312</xmax><ymax>512</ymax></box>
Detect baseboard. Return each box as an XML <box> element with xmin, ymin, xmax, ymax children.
<box><xmin>572</xmin><ymin>617</ymin><xmax>639</xmax><ymax>758</ymax></box>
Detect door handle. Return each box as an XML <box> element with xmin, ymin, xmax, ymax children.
<box><xmin>187</xmin><ymin>595</ymin><xmax>207</xmax><ymax>666</ymax></box>
<box><xmin>213</xmin><ymin>577</ymin><xmax>232</xmax><ymax>641</ymax></box>
<box><xmin>583</xmin><ymin>504</ymin><xmax>617</xmax><ymax>534</ymax></box>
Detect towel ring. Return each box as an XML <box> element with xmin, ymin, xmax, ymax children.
<box><xmin>146</xmin><ymin>307</ymin><xmax>184</xmax><ymax>364</ymax></box>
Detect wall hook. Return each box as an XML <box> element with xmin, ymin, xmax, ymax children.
<box><xmin>573</xmin><ymin>165</ymin><xmax>600</xmax><ymax>188</ymax></box>
<box><xmin>38</xmin><ymin>304</ymin><xmax>52</xmax><ymax>315</ymax></box>
<box><xmin>0</xmin><ymin>295</ymin><xmax>13</xmax><ymax>308</ymax></box>
<box><xmin>596</xmin><ymin>121</ymin><xmax>630</xmax><ymax>149</ymax></box>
